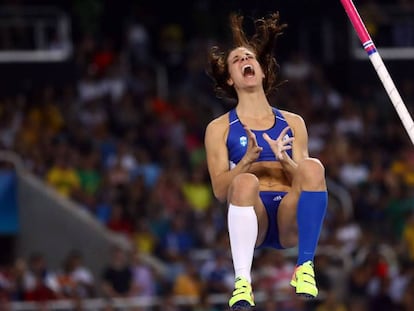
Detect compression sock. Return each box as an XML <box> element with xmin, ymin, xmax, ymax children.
<box><xmin>228</xmin><ymin>204</ymin><xmax>258</xmax><ymax>283</ymax></box>
<box><xmin>296</xmin><ymin>191</ymin><xmax>327</xmax><ymax>265</ymax></box>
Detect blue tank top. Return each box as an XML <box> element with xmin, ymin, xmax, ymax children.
<box><xmin>226</xmin><ymin>107</ymin><xmax>293</xmax><ymax>169</ymax></box>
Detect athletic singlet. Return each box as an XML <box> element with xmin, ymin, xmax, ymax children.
<box><xmin>226</xmin><ymin>107</ymin><xmax>294</xmax><ymax>169</ymax></box>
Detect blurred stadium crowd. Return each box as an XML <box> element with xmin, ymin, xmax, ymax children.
<box><xmin>1</xmin><ymin>0</ymin><xmax>414</xmax><ymax>310</ymax></box>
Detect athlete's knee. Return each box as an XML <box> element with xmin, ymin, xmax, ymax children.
<box><xmin>230</xmin><ymin>173</ymin><xmax>259</xmax><ymax>193</ymax></box>
<box><xmin>296</xmin><ymin>158</ymin><xmax>326</xmax><ymax>190</ymax></box>
<box><xmin>228</xmin><ymin>173</ymin><xmax>259</xmax><ymax>204</ymax></box>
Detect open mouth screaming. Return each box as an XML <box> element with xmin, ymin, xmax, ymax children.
<box><xmin>242</xmin><ymin>64</ymin><xmax>255</xmax><ymax>77</ymax></box>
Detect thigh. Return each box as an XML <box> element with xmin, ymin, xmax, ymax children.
<box><xmin>277</xmin><ymin>189</ymin><xmax>300</xmax><ymax>246</ymax></box>
<box><xmin>253</xmin><ymin>194</ymin><xmax>270</xmax><ymax>247</ymax></box>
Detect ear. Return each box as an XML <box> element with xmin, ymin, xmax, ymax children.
<box><xmin>227</xmin><ymin>77</ymin><xmax>234</xmax><ymax>86</ymax></box>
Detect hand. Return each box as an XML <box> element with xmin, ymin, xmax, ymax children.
<box><xmin>242</xmin><ymin>126</ymin><xmax>263</xmax><ymax>164</ymax></box>
<box><xmin>263</xmin><ymin>126</ymin><xmax>294</xmax><ymax>161</ymax></box>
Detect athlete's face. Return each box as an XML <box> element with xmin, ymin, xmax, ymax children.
<box><xmin>226</xmin><ymin>47</ymin><xmax>265</xmax><ymax>90</ymax></box>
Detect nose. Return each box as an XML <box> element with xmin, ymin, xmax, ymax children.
<box><xmin>241</xmin><ymin>55</ymin><xmax>248</xmax><ymax>61</ymax></box>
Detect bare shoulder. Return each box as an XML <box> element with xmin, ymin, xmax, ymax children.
<box><xmin>279</xmin><ymin>109</ymin><xmax>306</xmax><ymax>128</ymax></box>
<box><xmin>205</xmin><ymin>112</ymin><xmax>230</xmax><ymax>135</ymax></box>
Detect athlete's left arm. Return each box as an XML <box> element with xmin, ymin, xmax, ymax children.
<box><xmin>288</xmin><ymin>113</ymin><xmax>309</xmax><ymax>163</ymax></box>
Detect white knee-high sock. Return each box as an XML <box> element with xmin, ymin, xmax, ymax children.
<box><xmin>227</xmin><ymin>204</ymin><xmax>258</xmax><ymax>283</ymax></box>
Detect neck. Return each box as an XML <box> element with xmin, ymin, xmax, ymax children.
<box><xmin>236</xmin><ymin>91</ymin><xmax>272</xmax><ymax>117</ymax></box>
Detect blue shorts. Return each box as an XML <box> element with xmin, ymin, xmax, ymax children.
<box><xmin>256</xmin><ymin>191</ymin><xmax>287</xmax><ymax>250</ymax></box>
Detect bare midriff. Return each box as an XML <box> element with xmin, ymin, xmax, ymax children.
<box><xmin>248</xmin><ymin>161</ymin><xmax>291</xmax><ymax>192</ymax></box>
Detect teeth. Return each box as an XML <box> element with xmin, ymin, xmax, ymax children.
<box><xmin>242</xmin><ymin>64</ymin><xmax>254</xmax><ymax>76</ymax></box>
<box><xmin>242</xmin><ymin>64</ymin><xmax>252</xmax><ymax>72</ymax></box>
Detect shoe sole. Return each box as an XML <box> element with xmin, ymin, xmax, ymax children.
<box><xmin>229</xmin><ymin>306</ymin><xmax>254</xmax><ymax>311</ymax></box>
<box><xmin>296</xmin><ymin>292</ymin><xmax>316</xmax><ymax>299</ymax></box>
<box><xmin>229</xmin><ymin>300</ymin><xmax>254</xmax><ymax>310</ymax></box>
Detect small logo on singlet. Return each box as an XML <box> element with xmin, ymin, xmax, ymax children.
<box><xmin>283</xmin><ymin>134</ymin><xmax>291</xmax><ymax>144</ymax></box>
<box><xmin>239</xmin><ymin>136</ymin><xmax>247</xmax><ymax>147</ymax></box>
<box><xmin>273</xmin><ymin>195</ymin><xmax>283</xmax><ymax>201</ymax></box>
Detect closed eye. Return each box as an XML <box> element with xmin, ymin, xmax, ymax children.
<box><xmin>231</xmin><ymin>54</ymin><xmax>255</xmax><ymax>64</ymax></box>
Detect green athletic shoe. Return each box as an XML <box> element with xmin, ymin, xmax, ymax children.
<box><xmin>228</xmin><ymin>277</ymin><xmax>255</xmax><ymax>310</ymax></box>
<box><xmin>290</xmin><ymin>261</ymin><xmax>318</xmax><ymax>298</ymax></box>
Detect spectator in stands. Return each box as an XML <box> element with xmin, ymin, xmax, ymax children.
<box><xmin>254</xmin><ymin>250</ymin><xmax>297</xmax><ymax>310</ymax></box>
<box><xmin>401</xmin><ymin>211</ymin><xmax>414</xmax><ymax>260</ymax></box>
<box><xmin>181</xmin><ymin>165</ymin><xmax>213</xmax><ymax>215</ymax></box>
<box><xmin>0</xmin><ymin>95</ymin><xmax>23</xmax><ymax>150</ymax></box>
<box><xmin>64</xmin><ymin>251</ymin><xmax>95</xmax><ymax>298</ymax></box>
<box><xmin>131</xmin><ymin>148</ymin><xmax>161</xmax><ymax>189</ymax></box>
<box><xmin>106</xmin><ymin>141</ymin><xmax>138</xmax><ymax>175</ymax></box>
<box><xmin>172</xmin><ymin>257</ymin><xmax>205</xmax><ymax>300</ymax></box>
<box><xmin>151</xmin><ymin>169</ymin><xmax>188</xmax><ymax>216</ymax></box>
<box><xmin>45</xmin><ymin>143</ymin><xmax>81</xmax><ymax>199</ymax></box>
<box><xmin>200</xmin><ymin>250</ymin><xmax>233</xmax><ymax>295</ymax></box>
<box><xmin>78</xmin><ymin>98</ymin><xmax>109</xmax><ymax>138</ymax></box>
<box><xmin>132</xmin><ymin>218</ymin><xmax>158</xmax><ymax>255</ymax></box>
<box><xmin>385</xmin><ymin>178</ymin><xmax>414</xmax><ymax>241</ymax></box>
<box><xmin>195</xmin><ymin>203</ymin><xmax>226</xmax><ymax>249</ymax></box>
<box><xmin>335</xmin><ymin>97</ymin><xmax>364</xmax><ymax>138</ymax></box>
<box><xmin>101</xmin><ymin>247</ymin><xmax>132</xmax><ymax>298</ymax></box>
<box><xmin>126</xmin><ymin>13</ymin><xmax>151</xmax><ymax>67</ymax></box>
<box><xmin>106</xmin><ymin>157</ymin><xmax>130</xmax><ymax>187</ymax></box>
<box><xmin>338</xmin><ymin>147</ymin><xmax>370</xmax><ymax>188</ymax></box>
<box><xmin>125</xmin><ymin>175</ymin><xmax>150</xmax><ymax>221</ymax></box>
<box><xmin>0</xmin><ymin>265</ymin><xmax>13</xmax><ymax>303</ymax></box>
<box><xmin>8</xmin><ymin>258</ymin><xmax>27</xmax><ymax>301</ymax></box>
<box><xmin>130</xmin><ymin>249</ymin><xmax>157</xmax><ymax>298</ymax></box>
<box><xmin>77</xmin><ymin>150</ymin><xmax>102</xmax><ymax>199</ymax></box>
<box><xmin>388</xmin><ymin>259</ymin><xmax>414</xmax><ymax>308</ymax></box>
<box><xmin>388</xmin><ymin>147</ymin><xmax>414</xmax><ymax>188</ymax></box>
<box><xmin>16</xmin><ymin>87</ymin><xmax>65</xmax><ymax>157</ymax></box>
<box><xmin>334</xmin><ymin>208</ymin><xmax>362</xmax><ymax>256</ymax></box>
<box><xmin>56</xmin><ymin>257</ymin><xmax>78</xmax><ymax>299</ymax></box>
<box><xmin>159</xmin><ymin>213</ymin><xmax>195</xmax><ymax>263</ymax></box>
<box><xmin>23</xmin><ymin>253</ymin><xmax>60</xmax><ymax>301</ymax></box>
<box><xmin>106</xmin><ymin>202</ymin><xmax>134</xmax><ymax>238</ymax></box>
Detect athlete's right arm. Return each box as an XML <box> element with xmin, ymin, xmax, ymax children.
<box><xmin>204</xmin><ymin>116</ymin><xmax>261</xmax><ymax>203</ymax></box>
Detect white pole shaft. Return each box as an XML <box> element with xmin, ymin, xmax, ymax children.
<box><xmin>368</xmin><ymin>53</ymin><xmax>414</xmax><ymax>145</ymax></box>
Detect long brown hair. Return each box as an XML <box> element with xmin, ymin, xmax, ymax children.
<box><xmin>207</xmin><ymin>12</ymin><xmax>287</xmax><ymax>101</ymax></box>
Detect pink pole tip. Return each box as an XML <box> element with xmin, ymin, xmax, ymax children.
<box><xmin>340</xmin><ymin>0</ymin><xmax>372</xmax><ymax>44</ymax></box>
